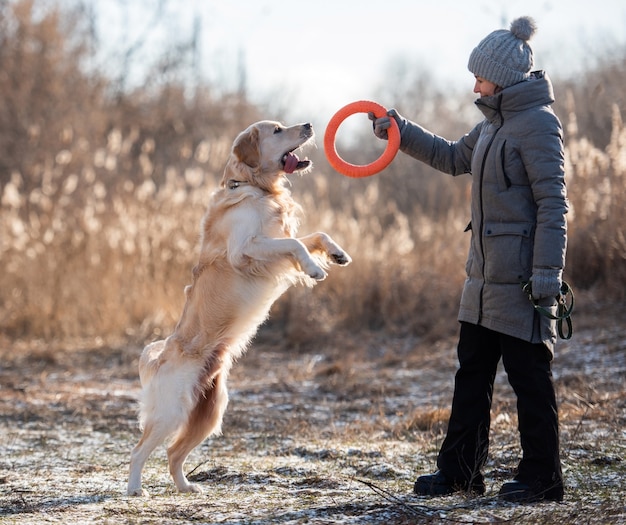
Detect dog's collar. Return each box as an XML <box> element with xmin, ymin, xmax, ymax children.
<box><xmin>227</xmin><ymin>179</ymin><xmax>248</xmax><ymax>190</ymax></box>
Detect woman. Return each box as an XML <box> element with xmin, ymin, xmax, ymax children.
<box><xmin>371</xmin><ymin>16</ymin><xmax>567</xmax><ymax>502</ymax></box>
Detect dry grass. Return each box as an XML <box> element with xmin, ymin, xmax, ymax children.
<box><xmin>0</xmin><ymin>320</ymin><xmax>624</xmax><ymax>524</ymax></box>
<box><xmin>562</xmin><ymin>95</ymin><xmax>626</xmax><ymax>292</ymax></box>
<box><xmin>3</xmin><ymin>109</ymin><xmax>626</xmax><ymax>344</ymax></box>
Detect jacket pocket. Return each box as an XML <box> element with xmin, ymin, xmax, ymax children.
<box><xmin>483</xmin><ymin>221</ymin><xmax>534</xmax><ymax>283</ymax></box>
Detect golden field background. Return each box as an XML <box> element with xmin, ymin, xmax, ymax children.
<box><xmin>1</xmin><ymin>0</ymin><xmax>625</xmax><ymax>346</ymax></box>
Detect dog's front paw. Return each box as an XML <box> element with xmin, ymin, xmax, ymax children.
<box><xmin>309</xmin><ymin>268</ymin><xmax>328</xmax><ymax>281</ymax></box>
<box><xmin>303</xmin><ymin>260</ymin><xmax>327</xmax><ymax>281</ymax></box>
<box><xmin>331</xmin><ymin>250</ymin><xmax>351</xmax><ymax>266</ymax></box>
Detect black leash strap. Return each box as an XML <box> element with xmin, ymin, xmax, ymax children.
<box><xmin>521</xmin><ymin>280</ymin><xmax>574</xmax><ymax>340</ymax></box>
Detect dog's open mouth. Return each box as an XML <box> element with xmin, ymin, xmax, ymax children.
<box><xmin>282</xmin><ymin>150</ymin><xmax>311</xmax><ymax>174</ymax></box>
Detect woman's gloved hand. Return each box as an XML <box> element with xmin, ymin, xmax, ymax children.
<box><xmin>368</xmin><ymin>109</ymin><xmax>405</xmax><ymax>140</ymax></box>
<box><xmin>529</xmin><ymin>268</ymin><xmax>563</xmax><ymax>300</ymax></box>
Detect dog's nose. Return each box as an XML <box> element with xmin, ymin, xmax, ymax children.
<box><xmin>303</xmin><ymin>123</ymin><xmax>312</xmax><ymax>130</ymax></box>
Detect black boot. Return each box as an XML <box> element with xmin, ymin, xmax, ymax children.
<box><xmin>414</xmin><ymin>470</ymin><xmax>486</xmax><ymax>496</ymax></box>
<box><xmin>498</xmin><ymin>480</ymin><xmax>564</xmax><ymax>503</ymax></box>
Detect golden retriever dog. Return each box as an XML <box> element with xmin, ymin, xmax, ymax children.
<box><xmin>127</xmin><ymin>120</ymin><xmax>351</xmax><ymax>496</ymax></box>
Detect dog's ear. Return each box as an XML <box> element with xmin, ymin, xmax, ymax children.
<box><xmin>233</xmin><ymin>126</ymin><xmax>260</xmax><ymax>169</ymax></box>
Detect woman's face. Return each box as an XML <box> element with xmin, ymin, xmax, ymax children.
<box><xmin>473</xmin><ymin>76</ymin><xmax>500</xmax><ymax>97</ymax></box>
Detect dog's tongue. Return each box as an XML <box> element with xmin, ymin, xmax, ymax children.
<box><xmin>283</xmin><ymin>152</ymin><xmax>299</xmax><ymax>174</ymax></box>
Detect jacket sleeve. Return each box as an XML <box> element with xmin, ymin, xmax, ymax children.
<box><xmin>397</xmin><ymin>117</ymin><xmax>481</xmax><ymax>176</ymax></box>
<box><xmin>520</xmin><ymin>110</ymin><xmax>568</xmax><ymax>271</ymax></box>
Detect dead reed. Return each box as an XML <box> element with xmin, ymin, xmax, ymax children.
<box><xmin>0</xmin><ymin>0</ymin><xmax>624</xmax><ymax>345</ymax></box>
<box><xmin>2</xmin><ymin>105</ymin><xmax>625</xmax><ymax>342</ymax></box>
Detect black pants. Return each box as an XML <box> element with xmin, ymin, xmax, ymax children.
<box><xmin>437</xmin><ymin>322</ymin><xmax>563</xmax><ymax>490</ymax></box>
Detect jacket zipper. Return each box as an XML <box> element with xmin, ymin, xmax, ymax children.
<box><xmin>476</xmin><ymin>102</ymin><xmax>503</xmax><ymax>323</ymax></box>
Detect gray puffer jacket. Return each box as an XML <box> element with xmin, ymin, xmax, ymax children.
<box><xmin>395</xmin><ymin>71</ymin><xmax>568</xmax><ymax>353</ymax></box>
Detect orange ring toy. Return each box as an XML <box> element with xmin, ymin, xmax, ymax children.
<box><xmin>324</xmin><ymin>100</ymin><xmax>400</xmax><ymax>178</ymax></box>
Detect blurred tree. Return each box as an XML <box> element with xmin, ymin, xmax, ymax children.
<box><xmin>0</xmin><ymin>0</ymin><xmax>107</xmax><ymax>189</ymax></box>
<box><xmin>0</xmin><ymin>0</ymin><xmax>263</xmax><ymax>194</ymax></box>
<box><xmin>554</xmin><ymin>48</ymin><xmax>626</xmax><ymax>148</ymax></box>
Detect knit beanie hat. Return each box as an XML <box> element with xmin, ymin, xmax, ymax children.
<box><xmin>468</xmin><ymin>16</ymin><xmax>537</xmax><ymax>88</ymax></box>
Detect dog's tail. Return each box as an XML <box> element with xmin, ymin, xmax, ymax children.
<box><xmin>168</xmin><ymin>341</ymin><xmax>233</xmax><ymax>447</ymax></box>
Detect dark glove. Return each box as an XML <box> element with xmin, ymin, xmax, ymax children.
<box><xmin>368</xmin><ymin>109</ymin><xmax>404</xmax><ymax>140</ymax></box>
<box><xmin>529</xmin><ymin>268</ymin><xmax>563</xmax><ymax>300</ymax></box>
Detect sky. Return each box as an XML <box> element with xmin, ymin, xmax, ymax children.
<box><xmin>96</xmin><ymin>0</ymin><xmax>626</xmax><ymax>129</ymax></box>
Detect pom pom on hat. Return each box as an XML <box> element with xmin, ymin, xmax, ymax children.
<box><xmin>510</xmin><ymin>16</ymin><xmax>537</xmax><ymax>41</ymax></box>
<box><xmin>468</xmin><ymin>16</ymin><xmax>537</xmax><ymax>88</ymax></box>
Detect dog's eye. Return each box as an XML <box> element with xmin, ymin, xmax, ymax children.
<box><xmin>273</xmin><ymin>126</ymin><xmax>282</xmax><ymax>134</ymax></box>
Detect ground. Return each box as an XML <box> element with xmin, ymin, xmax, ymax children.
<box><xmin>0</xmin><ymin>314</ymin><xmax>624</xmax><ymax>524</ymax></box>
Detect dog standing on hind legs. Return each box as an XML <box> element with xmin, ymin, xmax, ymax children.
<box><xmin>127</xmin><ymin>120</ymin><xmax>351</xmax><ymax>496</ymax></box>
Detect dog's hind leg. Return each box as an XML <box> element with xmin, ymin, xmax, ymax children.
<box><xmin>167</xmin><ymin>371</ymin><xmax>229</xmax><ymax>493</ymax></box>
<box><xmin>127</xmin><ymin>421</ymin><xmax>168</xmax><ymax>497</ymax></box>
